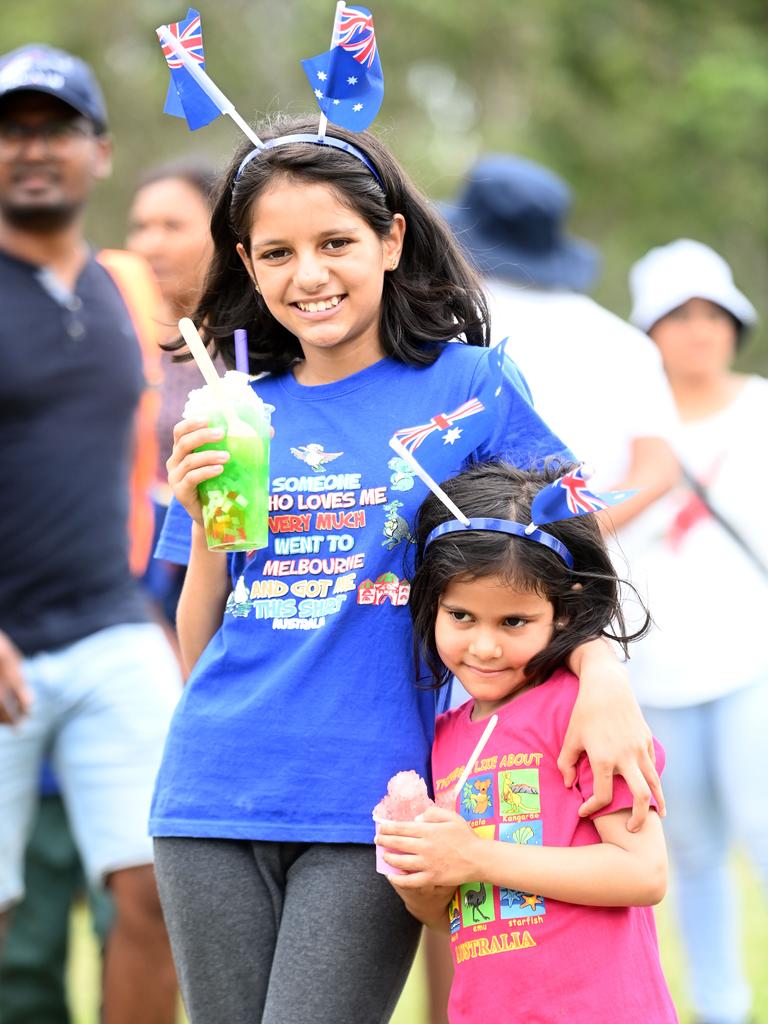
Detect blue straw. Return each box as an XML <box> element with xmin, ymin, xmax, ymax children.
<box><xmin>234</xmin><ymin>329</ymin><xmax>248</xmax><ymax>373</ymax></box>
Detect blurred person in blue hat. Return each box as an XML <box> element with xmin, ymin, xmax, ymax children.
<box><xmin>0</xmin><ymin>43</ymin><xmax>181</xmax><ymax>1024</ymax></box>
<box><xmin>620</xmin><ymin>238</ymin><xmax>765</xmax><ymax>1024</ymax></box>
<box><xmin>441</xmin><ymin>153</ymin><xmax>679</xmax><ymax>523</ymax></box>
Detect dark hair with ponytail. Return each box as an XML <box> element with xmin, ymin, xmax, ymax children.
<box><xmin>164</xmin><ymin>112</ymin><xmax>489</xmax><ymax>373</ymax></box>
<box><xmin>409</xmin><ymin>461</ymin><xmax>651</xmax><ymax>690</ymax></box>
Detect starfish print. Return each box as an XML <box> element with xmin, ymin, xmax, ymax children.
<box><xmin>520</xmin><ymin>893</ymin><xmax>544</xmax><ymax>912</ymax></box>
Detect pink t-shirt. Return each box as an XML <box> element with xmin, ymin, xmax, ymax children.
<box><xmin>432</xmin><ymin>669</ymin><xmax>677</xmax><ymax>1024</ymax></box>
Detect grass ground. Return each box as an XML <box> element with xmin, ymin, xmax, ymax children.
<box><xmin>68</xmin><ymin>859</ymin><xmax>766</xmax><ymax>1023</ymax></box>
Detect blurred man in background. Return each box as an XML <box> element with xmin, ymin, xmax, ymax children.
<box><xmin>0</xmin><ymin>44</ymin><xmax>181</xmax><ymax>1024</ymax></box>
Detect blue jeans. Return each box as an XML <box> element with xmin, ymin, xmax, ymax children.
<box><xmin>0</xmin><ymin>623</ymin><xmax>181</xmax><ymax>909</ymax></box>
<box><xmin>644</xmin><ymin>676</ymin><xmax>768</xmax><ymax>1024</ymax></box>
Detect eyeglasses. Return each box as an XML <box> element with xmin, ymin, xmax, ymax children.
<box><xmin>0</xmin><ymin>119</ymin><xmax>96</xmax><ymax>152</ymax></box>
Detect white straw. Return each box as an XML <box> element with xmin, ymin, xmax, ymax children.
<box><xmin>453</xmin><ymin>714</ymin><xmax>499</xmax><ymax>800</ymax></box>
<box><xmin>178</xmin><ymin>318</ymin><xmax>245</xmax><ymax>433</ymax></box>
<box><xmin>388</xmin><ymin>438</ymin><xmax>470</xmax><ymax>527</ymax></box>
<box><xmin>317</xmin><ymin>1</ymin><xmax>346</xmax><ymax>139</ymax></box>
<box><xmin>156</xmin><ymin>26</ymin><xmax>263</xmax><ymax>148</ymax></box>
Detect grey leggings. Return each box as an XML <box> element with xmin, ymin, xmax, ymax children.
<box><xmin>154</xmin><ymin>837</ymin><xmax>422</xmax><ymax>1024</ymax></box>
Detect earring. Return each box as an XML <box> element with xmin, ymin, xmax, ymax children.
<box><xmin>389</xmin><ymin>259</ymin><xmax>398</xmax><ymax>271</ymax></box>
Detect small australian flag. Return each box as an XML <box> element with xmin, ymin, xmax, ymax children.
<box><xmin>301</xmin><ymin>5</ymin><xmax>384</xmax><ymax>132</ymax></box>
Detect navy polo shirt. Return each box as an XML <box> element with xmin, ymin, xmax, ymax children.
<box><xmin>0</xmin><ymin>249</ymin><xmax>150</xmax><ymax>656</ymax></box>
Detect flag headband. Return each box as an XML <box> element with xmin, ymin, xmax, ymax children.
<box><xmin>425</xmin><ymin>518</ymin><xmax>575</xmax><ymax>569</ymax></box>
<box><xmin>234</xmin><ymin>133</ymin><xmax>385</xmax><ymax>189</ymax></box>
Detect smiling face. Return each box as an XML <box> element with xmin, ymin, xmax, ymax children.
<box><xmin>0</xmin><ymin>91</ymin><xmax>111</xmax><ymax>231</ymax></box>
<box><xmin>236</xmin><ymin>177</ymin><xmax>404</xmax><ymax>382</ymax></box>
<box><xmin>435</xmin><ymin>574</ymin><xmax>556</xmax><ymax>719</ymax></box>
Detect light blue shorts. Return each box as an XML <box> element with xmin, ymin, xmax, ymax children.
<box><xmin>0</xmin><ymin>623</ymin><xmax>182</xmax><ymax>910</ymax></box>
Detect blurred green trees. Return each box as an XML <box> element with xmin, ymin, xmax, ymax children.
<box><xmin>2</xmin><ymin>0</ymin><xmax>766</xmax><ymax>364</ymax></box>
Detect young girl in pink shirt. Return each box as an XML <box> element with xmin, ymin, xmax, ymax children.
<box><xmin>379</xmin><ymin>460</ymin><xmax>677</xmax><ymax>1023</ymax></box>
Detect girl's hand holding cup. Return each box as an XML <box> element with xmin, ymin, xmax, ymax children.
<box><xmin>167</xmin><ymin>418</ymin><xmax>230</xmax><ymax>528</ymax></box>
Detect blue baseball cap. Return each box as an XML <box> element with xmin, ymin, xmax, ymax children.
<box><xmin>0</xmin><ymin>44</ymin><xmax>108</xmax><ymax>133</ymax></box>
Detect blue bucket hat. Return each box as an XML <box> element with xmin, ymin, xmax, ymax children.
<box><xmin>441</xmin><ymin>155</ymin><xmax>600</xmax><ymax>292</ymax></box>
<box><xmin>0</xmin><ymin>44</ymin><xmax>108</xmax><ymax>133</ymax></box>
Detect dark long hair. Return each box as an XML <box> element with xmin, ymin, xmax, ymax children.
<box><xmin>165</xmin><ymin>113</ymin><xmax>488</xmax><ymax>373</ymax></box>
<box><xmin>409</xmin><ymin>461</ymin><xmax>651</xmax><ymax>690</ymax></box>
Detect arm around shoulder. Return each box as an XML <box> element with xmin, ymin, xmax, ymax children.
<box><xmin>561</xmin><ymin>639</ymin><xmax>663</xmax><ymax>829</ymax></box>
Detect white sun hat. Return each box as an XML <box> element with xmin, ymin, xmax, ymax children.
<box><xmin>629</xmin><ymin>238</ymin><xmax>757</xmax><ymax>333</ymax></box>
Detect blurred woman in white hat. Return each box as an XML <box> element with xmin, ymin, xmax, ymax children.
<box><xmin>622</xmin><ymin>238</ymin><xmax>765</xmax><ymax>1024</ymax></box>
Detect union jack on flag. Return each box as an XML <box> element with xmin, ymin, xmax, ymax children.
<box><xmin>391</xmin><ymin>398</ymin><xmax>486</xmax><ymax>455</ymax></box>
<box><xmin>337</xmin><ymin>5</ymin><xmax>378</xmax><ymax>68</ymax></box>
<box><xmin>158</xmin><ymin>8</ymin><xmax>223</xmax><ymax>131</ymax></box>
<box><xmin>560</xmin><ymin>468</ymin><xmax>610</xmax><ymax>515</ymax></box>
<box><xmin>160</xmin><ymin>11</ymin><xmax>204</xmax><ymax>68</ymax></box>
<box><xmin>529</xmin><ymin>465</ymin><xmax>635</xmax><ymax>528</ymax></box>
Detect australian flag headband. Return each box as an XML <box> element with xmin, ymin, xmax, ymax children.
<box><xmin>423</xmin><ymin>466</ymin><xmax>636</xmax><ymax>570</ymax></box>
<box><xmin>156</xmin><ymin>6</ymin><xmax>386</xmax><ymax>188</ymax></box>
<box><xmin>426</xmin><ymin>516</ymin><xmax>575</xmax><ymax>567</ymax></box>
<box><xmin>234</xmin><ymin>134</ymin><xmax>384</xmax><ymax>189</ymax></box>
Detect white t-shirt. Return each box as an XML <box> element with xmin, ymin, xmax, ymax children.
<box><xmin>620</xmin><ymin>375</ymin><xmax>768</xmax><ymax>707</ymax></box>
<box><xmin>485</xmin><ymin>280</ymin><xmax>678</xmax><ymax>490</ymax></box>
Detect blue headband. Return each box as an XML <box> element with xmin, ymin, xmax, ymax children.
<box><xmin>234</xmin><ymin>133</ymin><xmax>385</xmax><ymax>189</ymax></box>
<box><xmin>424</xmin><ymin>517</ymin><xmax>574</xmax><ymax>569</ymax></box>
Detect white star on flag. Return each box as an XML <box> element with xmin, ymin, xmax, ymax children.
<box><xmin>353</xmin><ymin>103</ymin><xmax>363</xmax><ymax>112</ymax></box>
<box><xmin>317</xmin><ymin>71</ymin><xmax>327</xmax><ymax>81</ymax></box>
<box><xmin>347</xmin><ymin>75</ymin><xmax>358</xmax><ymax>85</ymax></box>
<box><xmin>332</xmin><ymin>99</ymin><xmax>340</xmax><ymax>105</ymax></box>
<box><xmin>314</xmin><ymin>89</ymin><xmax>324</xmax><ymax>99</ymax></box>
<box><xmin>442</xmin><ymin>427</ymin><xmax>463</xmax><ymax>445</ymax></box>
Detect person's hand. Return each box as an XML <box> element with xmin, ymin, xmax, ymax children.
<box><xmin>376</xmin><ymin>806</ymin><xmax>480</xmax><ymax>888</ymax></box>
<box><xmin>559</xmin><ymin>647</ymin><xmax>664</xmax><ymax>831</ymax></box>
<box><xmin>166</xmin><ymin>419</ymin><xmax>229</xmax><ymax>526</ymax></box>
<box><xmin>0</xmin><ymin>631</ymin><xmax>32</xmax><ymax>725</ymax></box>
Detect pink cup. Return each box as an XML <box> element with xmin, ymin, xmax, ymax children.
<box><xmin>373</xmin><ymin>816</ymin><xmax>405</xmax><ymax>876</ymax></box>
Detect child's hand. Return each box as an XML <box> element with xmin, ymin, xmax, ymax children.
<box><xmin>387</xmin><ymin>874</ymin><xmax>455</xmax><ymax>931</ymax></box>
<box><xmin>376</xmin><ymin>806</ymin><xmax>479</xmax><ymax>888</ymax></box>
<box><xmin>167</xmin><ymin>419</ymin><xmax>230</xmax><ymax>527</ymax></box>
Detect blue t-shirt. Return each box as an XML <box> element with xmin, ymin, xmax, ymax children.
<box><xmin>149</xmin><ymin>343</ymin><xmax>569</xmax><ymax>843</ymax></box>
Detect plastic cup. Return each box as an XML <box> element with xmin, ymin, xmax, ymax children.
<box><xmin>372</xmin><ymin>771</ymin><xmax>433</xmax><ymax>876</ymax></box>
<box><xmin>184</xmin><ymin>371</ymin><xmax>273</xmax><ymax>552</ymax></box>
<box><xmin>373</xmin><ymin>815</ymin><xmax>405</xmax><ymax>876</ymax></box>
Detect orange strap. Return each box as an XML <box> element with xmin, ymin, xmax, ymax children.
<box><xmin>97</xmin><ymin>249</ymin><xmax>165</xmax><ymax>576</ymax></box>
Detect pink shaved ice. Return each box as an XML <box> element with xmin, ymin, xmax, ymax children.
<box><xmin>372</xmin><ymin>770</ymin><xmax>434</xmax><ymax>822</ymax></box>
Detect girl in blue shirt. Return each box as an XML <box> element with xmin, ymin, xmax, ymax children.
<box><xmin>151</xmin><ymin>113</ymin><xmax>663</xmax><ymax>1024</ymax></box>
